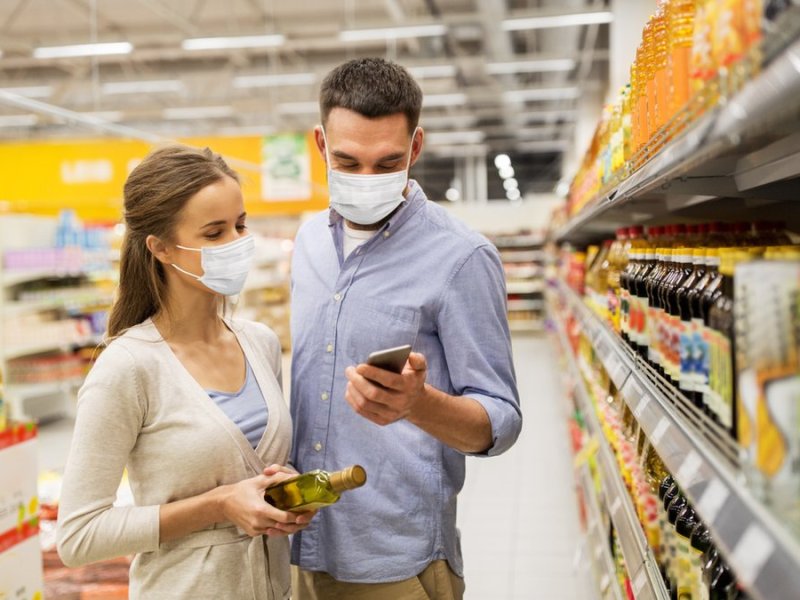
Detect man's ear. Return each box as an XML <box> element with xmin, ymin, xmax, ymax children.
<box><xmin>146</xmin><ymin>234</ymin><xmax>171</xmax><ymax>265</ymax></box>
<box><xmin>314</xmin><ymin>125</ymin><xmax>328</xmax><ymax>163</ymax></box>
<box><xmin>410</xmin><ymin>127</ymin><xmax>424</xmax><ymax>167</ymax></box>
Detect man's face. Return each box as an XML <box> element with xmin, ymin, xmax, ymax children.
<box><xmin>316</xmin><ymin>107</ymin><xmax>423</xmax><ymax>176</ymax></box>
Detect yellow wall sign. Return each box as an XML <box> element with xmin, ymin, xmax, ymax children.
<box><xmin>0</xmin><ymin>133</ymin><xmax>329</xmax><ymax>222</ymax></box>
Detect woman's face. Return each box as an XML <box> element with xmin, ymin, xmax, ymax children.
<box><xmin>168</xmin><ymin>174</ymin><xmax>248</xmax><ymax>291</ymax></box>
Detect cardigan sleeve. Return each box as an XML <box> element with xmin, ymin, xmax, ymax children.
<box><xmin>56</xmin><ymin>342</ymin><xmax>160</xmax><ymax>567</ymax></box>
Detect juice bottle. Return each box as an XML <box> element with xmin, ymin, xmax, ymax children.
<box><xmin>643</xmin><ymin>15</ymin><xmax>658</xmax><ymax>146</ymax></box>
<box><xmin>607</xmin><ymin>228</ymin><xmax>629</xmax><ymax>332</ymax></box>
<box><xmin>633</xmin><ymin>237</ymin><xmax>658</xmax><ymax>358</ymax></box>
<box><xmin>689</xmin><ymin>0</ymin><xmax>718</xmax><ymax>107</ymax></box>
<box><xmin>646</xmin><ymin>245</ymin><xmax>670</xmax><ymax>373</ymax></box>
<box><xmin>677</xmin><ymin>247</ymin><xmax>705</xmax><ymax>399</ymax></box>
<box><xmin>587</xmin><ymin>240</ymin><xmax>613</xmax><ymax>318</ymax></box>
<box><xmin>698</xmin><ymin>249</ymin><xmax>728</xmax><ymax>421</ymax></box>
<box><xmin>621</xmin><ymin>226</ymin><xmax>647</xmax><ymax>347</ymax></box>
<box><xmin>622</xmin><ymin>83</ymin><xmax>634</xmax><ymax>166</ymax></box>
<box><xmin>652</xmin><ymin>5</ymin><xmax>670</xmax><ymax>135</ymax></box>
<box><xmin>667</xmin><ymin>0</ymin><xmax>696</xmax><ymax>120</ymax></box>
<box><xmin>664</xmin><ymin>247</ymin><xmax>694</xmax><ymax>388</ymax></box>
<box><xmin>675</xmin><ymin>506</ymin><xmax>702</xmax><ymax>599</ymax></box>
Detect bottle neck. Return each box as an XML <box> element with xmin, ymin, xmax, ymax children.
<box><xmin>328</xmin><ymin>465</ymin><xmax>367</xmax><ymax>493</ymax></box>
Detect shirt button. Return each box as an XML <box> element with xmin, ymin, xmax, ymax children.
<box><xmin>314</xmin><ymin>442</ymin><xmax>322</xmax><ymax>452</ymax></box>
<box><xmin>326</xmin><ymin>344</ymin><xmax>334</xmax><ymax>353</ymax></box>
<box><xmin>334</xmin><ymin>293</ymin><xmax>342</xmax><ymax>301</ymax></box>
<box><xmin>321</xmin><ymin>392</ymin><xmax>329</xmax><ymax>401</ymax></box>
<box><xmin>383</xmin><ymin>231</ymin><xmax>391</xmax><ymax>238</ymax></box>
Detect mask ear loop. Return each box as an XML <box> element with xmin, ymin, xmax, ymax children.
<box><xmin>171</xmin><ymin>245</ymin><xmax>203</xmax><ymax>279</ymax></box>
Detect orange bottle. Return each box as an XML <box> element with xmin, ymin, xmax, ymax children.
<box><xmin>666</xmin><ymin>0</ymin><xmax>696</xmax><ymax>119</ymax></box>
<box><xmin>652</xmin><ymin>5</ymin><xmax>670</xmax><ymax>135</ymax></box>
<box><xmin>690</xmin><ymin>0</ymin><xmax>717</xmax><ymax>106</ymax></box>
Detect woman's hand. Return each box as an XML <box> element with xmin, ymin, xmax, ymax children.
<box><xmin>216</xmin><ymin>465</ymin><xmax>316</xmax><ymax>537</ymax></box>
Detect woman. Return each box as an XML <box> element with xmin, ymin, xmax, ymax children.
<box><xmin>57</xmin><ymin>144</ymin><xmax>312</xmax><ymax>599</ymax></box>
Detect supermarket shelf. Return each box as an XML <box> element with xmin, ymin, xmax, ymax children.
<box><xmin>506</xmin><ymin>281</ymin><xmax>544</xmax><ymax>294</ymax></box>
<box><xmin>491</xmin><ymin>234</ymin><xmax>545</xmax><ymax>248</ymax></box>
<box><xmin>558</xmin><ymin>281</ymin><xmax>800</xmax><ymax>600</ymax></box>
<box><xmin>508</xmin><ymin>319</ymin><xmax>543</xmax><ymax>332</ymax></box>
<box><xmin>5</xmin><ymin>378</ymin><xmax>83</xmax><ymax>398</ymax></box>
<box><xmin>3</xmin><ymin>341</ymin><xmax>67</xmax><ymax>361</ymax></box>
<box><xmin>498</xmin><ymin>250</ymin><xmax>545</xmax><ymax>263</ymax></box>
<box><xmin>507</xmin><ymin>299</ymin><xmax>543</xmax><ymax>311</ymax></box>
<box><xmin>1</xmin><ymin>269</ymin><xmax>84</xmax><ymax>288</ymax></box>
<box><xmin>555</xmin><ymin>35</ymin><xmax>800</xmax><ymax>244</ymax></box>
<box><xmin>4</xmin><ymin>295</ymin><xmax>114</xmax><ymax>316</ymax></box>
<box><xmin>552</xmin><ymin>305</ymin><xmax>668</xmax><ymax>600</ymax></box>
<box><xmin>577</xmin><ymin>463</ymin><xmax>626</xmax><ymax>600</ymax></box>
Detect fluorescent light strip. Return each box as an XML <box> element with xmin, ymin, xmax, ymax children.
<box><xmin>182</xmin><ymin>34</ymin><xmax>285</xmax><ymax>51</ymax></box>
<box><xmin>233</xmin><ymin>72</ymin><xmax>316</xmax><ymax>88</ymax></box>
<box><xmin>163</xmin><ymin>106</ymin><xmax>234</xmax><ymax>120</ymax></box>
<box><xmin>339</xmin><ymin>24</ymin><xmax>447</xmax><ymax>42</ymax></box>
<box><xmin>487</xmin><ymin>58</ymin><xmax>576</xmax><ymax>75</ymax></box>
<box><xmin>503</xmin><ymin>87</ymin><xmax>580</xmax><ymax>102</ymax></box>
<box><xmin>34</xmin><ymin>41</ymin><xmax>133</xmax><ymax>59</ymax></box>
<box><xmin>424</xmin><ymin>93</ymin><xmax>467</xmax><ymax>107</ymax></box>
<box><xmin>502</xmin><ymin>11</ymin><xmax>613</xmax><ymax>31</ymax></box>
<box><xmin>407</xmin><ymin>65</ymin><xmax>457</xmax><ymax>78</ymax></box>
<box><xmin>102</xmin><ymin>80</ymin><xmax>184</xmax><ymax>94</ymax></box>
<box><xmin>0</xmin><ymin>114</ymin><xmax>38</xmax><ymax>127</ymax></box>
<box><xmin>0</xmin><ymin>86</ymin><xmax>52</xmax><ymax>99</ymax></box>
<box><xmin>425</xmin><ymin>130</ymin><xmax>485</xmax><ymax>145</ymax></box>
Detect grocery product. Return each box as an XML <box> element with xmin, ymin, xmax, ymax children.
<box><xmin>264</xmin><ymin>465</ymin><xmax>367</xmax><ymax>512</ymax></box>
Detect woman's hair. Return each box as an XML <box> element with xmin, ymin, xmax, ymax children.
<box><xmin>106</xmin><ymin>144</ymin><xmax>239</xmax><ymax>338</ymax></box>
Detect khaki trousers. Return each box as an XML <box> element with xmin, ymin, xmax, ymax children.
<box><xmin>292</xmin><ymin>560</ymin><xmax>465</xmax><ymax>600</ymax></box>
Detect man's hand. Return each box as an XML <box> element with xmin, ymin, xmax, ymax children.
<box><xmin>344</xmin><ymin>352</ymin><xmax>428</xmax><ymax>426</ymax></box>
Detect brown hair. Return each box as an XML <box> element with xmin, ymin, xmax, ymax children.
<box><xmin>319</xmin><ymin>57</ymin><xmax>422</xmax><ymax>134</ymax></box>
<box><xmin>106</xmin><ymin>144</ymin><xmax>240</xmax><ymax>338</ymax></box>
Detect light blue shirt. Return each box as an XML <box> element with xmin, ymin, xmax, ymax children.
<box><xmin>289</xmin><ymin>180</ymin><xmax>522</xmax><ymax>583</ymax></box>
<box><xmin>207</xmin><ymin>359</ymin><xmax>267</xmax><ymax>449</ymax></box>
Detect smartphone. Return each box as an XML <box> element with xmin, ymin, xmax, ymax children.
<box><xmin>366</xmin><ymin>344</ymin><xmax>412</xmax><ymax>374</ymax></box>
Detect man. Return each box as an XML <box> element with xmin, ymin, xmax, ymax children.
<box><xmin>289</xmin><ymin>57</ymin><xmax>522</xmax><ymax>599</ymax></box>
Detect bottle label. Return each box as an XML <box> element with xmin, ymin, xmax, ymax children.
<box><xmin>691</xmin><ymin>317</ymin><xmax>706</xmax><ymax>391</ymax></box>
<box><xmin>679</xmin><ymin>318</ymin><xmax>695</xmax><ymax>391</ymax></box>
<box><xmin>621</xmin><ymin>288</ymin><xmax>630</xmax><ymax>336</ymax></box>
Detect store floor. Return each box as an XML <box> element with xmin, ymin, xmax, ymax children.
<box><xmin>37</xmin><ymin>333</ymin><xmax>592</xmax><ymax>599</ymax></box>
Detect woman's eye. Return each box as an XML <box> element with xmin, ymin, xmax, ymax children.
<box><xmin>205</xmin><ymin>232</ymin><xmax>221</xmax><ymax>240</ymax></box>
<box><xmin>236</xmin><ymin>224</ymin><xmax>248</xmax><ymax>232</ymax></box>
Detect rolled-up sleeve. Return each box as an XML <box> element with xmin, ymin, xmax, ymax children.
<box><xmin>56</xmin><ymin>345</ymin><xmax>160</xmax><ymax>567</ymax></box>
<box><xmin>436</xmin><ymin>243</ymin><xmax>522</xmax><ymax>456</ymax></box>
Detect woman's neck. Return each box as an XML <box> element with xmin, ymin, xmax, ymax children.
<box><xmin>153</xmin><ymin>285</ymin><xmax>225</xmax><ymax>344</ymax></box>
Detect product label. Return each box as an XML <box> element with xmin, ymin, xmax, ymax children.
<box><xmin>679</xmin><ymin>318</ymin><xmax>695</xmax><ymax>391</ymax></box>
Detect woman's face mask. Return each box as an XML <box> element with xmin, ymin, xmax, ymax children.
<box><xmin>171</xmin><ymin>234</ymin><xmax>255</xmax><ymax>296</ymax></box>
<box><xmin>321</xmin><ymin>126</ymin><xmax>418</xmax><ymax>226</ymax></box>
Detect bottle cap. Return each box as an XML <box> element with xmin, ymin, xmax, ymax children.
<box><xmin>329</xmin><ymin>465</ymin><xmax>367</xmax><ymax>492</ymax></box>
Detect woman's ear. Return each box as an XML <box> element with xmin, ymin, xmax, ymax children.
<box><xmin>146</xmin><ymin>234</ymin><xmax>171</xmax><ymax>265</ymax></box>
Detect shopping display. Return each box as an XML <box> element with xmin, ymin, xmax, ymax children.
<box><xmin>567</xmin><ymin>0</ymin><xmax>796</xmax><ymax>218</ymax></box>
<box><xmin>264</xmin><ymin>465</ymin><xmax>367</xmax><ymax>512</ymax></box>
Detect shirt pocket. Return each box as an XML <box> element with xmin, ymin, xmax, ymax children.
<box><xmin>340</xmin><ymin>299</ymin><xmax>421</xmax><ymax>366</ymax></box>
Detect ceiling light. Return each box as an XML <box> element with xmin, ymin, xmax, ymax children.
<box><xmin>487</xmin><ymin>58</ymin><xmax>576</xmax><ymax>75</ymax></box>
<box><xmin>425</xmin><ymin>130</ymin><xmax>485</xmax><ymax>145</ymax></box>
<box><xmin>498</xmin><ymin>165</ymin><xmax>515</xmax><ymax>179</ymax></box>
<box><xmin>277</xmin><ymin>101</ymin><xmax>319</xmax><ymax>115</ymax></box>
<box><xmin>233</xmin><ymin>72</ymin><xmax>316</xmax><ymax>88</ymax></box>
<box><xmin>503</xmin><ymin>178</ymin><xmax>518</xmax><ymax>191</ymax></box>
<box><xmin>503</xmin><ymin>87</ymin><xmax>580</xmax><ymax>102</ymax></box>
<box><xmin>102</xmin><ymin>80</ymin><xmax>184</xmax><ymax>94</ymax></box>
<box><xmin>182</xmin><ymin>34</ymin><xmax>285</xmax><ymax>51</ymax></box>
<box><xmin>424</xmin><ymin>93</ymin><xmax>467</xmax><ymax>108</ymax></box>
<box><xmin>0</xmin><ymin>114</ymin><xmax>38</xmax><ymax>127</ymax></box>
<box><xmin>502</xmin><ymin>11</ymin><xmax>613</xmax><ymax>31</ymax></box>
<box><xmin>163</xmin><ymin>106</ymin><xmax>234</xmax><ymax>120</ymax></box>
<box><xmin>407</xmin><ymin>65</ymin><xmax>457</xmax><ymax>78</ymax></box>
<box><xmin>506</xmin><ymin>188</ymin><xmax>522</xmax><ymax>201</ymax></box>
<box><xmin>34</xmin><ymin>41</ymin><xmax>133</xmax><ymax>59</ymax></box>
<box><xmin>445</xmin><ymin>187</ymin><xmax>460</xmax><ymax>202</ymax></box>
<box><xmin>339</xmin><ymin>24</ymin><xmax>447</xmax><ymax>42</ymax></box>
<box><xmin>0</xmin><ymin>86</ymin><xmax>53</xmax><ymax>99</ymax></box>
<box><xmin>494</xmin><ymin>154</ymin><xmax>511</xmax><ymax>169</ymax></box>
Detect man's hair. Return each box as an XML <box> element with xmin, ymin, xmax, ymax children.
<box><xmin>319</xmin><ymin>57</ymin><xmax>423</xmax><ymax>134</ymax></box>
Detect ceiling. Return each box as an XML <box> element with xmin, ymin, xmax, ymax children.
<box><xmin>0</xmin><ymin>0</ymin><xmax>611</xmax><ymax>200</ymax></box>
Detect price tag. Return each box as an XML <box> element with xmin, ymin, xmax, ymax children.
<box><xmin>676</xmin><ymin>450</ymin><xmax>703</xmax><ymax>488</ymax></box>
<box><xmin>633</xmin><ymin>568</ymin><xmax>648</xmax><ymax>593</ymax></box>
<box><xmin>732</xmin><ymin>524</ymin><xmax>775</xmax><ymax>587</ymax></box>
<box><xmin>651</xmin><ymin>417</ymin><xmax>671</xmax><ymax>445</ymax></box>
<box><xmin>610</xmin><ymin>496</ymin><xmax>622</xmax><ymax>517</ymax></box>
<box><xmin>634</xmin><ymin>395</ymin><xmax>651</xmax><ymax>420</ymax></box>
<box><xmin>697</xmin><ymin>478</ymin><xmax>729</xmax><ymax>525</ymax></box>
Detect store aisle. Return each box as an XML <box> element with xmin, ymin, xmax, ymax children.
<box><xmin>458</xmin><ymin>333</ymin><xmax>593</xmax><ymax>600</ymax></box>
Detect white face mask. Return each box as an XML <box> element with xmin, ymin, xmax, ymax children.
<box><xmin>322</xmin><ymin>126</ymin><xmax>418</xmax><ymax>226</ymax></box>
<box><xmin>171</xmin><ymin>234</ymin><xmax>255</xmax><ymax>296</ymax></box>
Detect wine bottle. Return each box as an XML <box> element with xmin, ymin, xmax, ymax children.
<box><xmin>264</xmin><ymin>465</ymin><xmax>367</xmax><ymax>512</ymax></box>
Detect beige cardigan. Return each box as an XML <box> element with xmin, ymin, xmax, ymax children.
<box><xmin>57</xmin><ymin>318</ymin><xmax>293</xmax><ymax>599</ymax></box>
